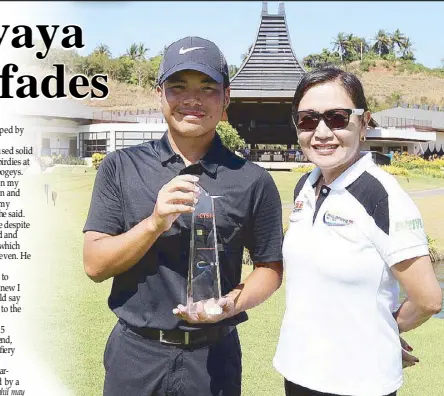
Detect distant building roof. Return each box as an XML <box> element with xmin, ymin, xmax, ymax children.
<box><xmin>372</xmin><ymin>106</ymin><xmax>444</xmax><ymax>130</ymax></box>
<box><xmin>230</xmin><ymin>1</ymin><xmax>305</xmax><ymax>97</ymax></box>
<box><xmin>17</xmin><ymin>98</ymin><xmax>96</xmax><ymax>120</ymax></box>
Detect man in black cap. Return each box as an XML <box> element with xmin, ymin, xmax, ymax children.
<box><xmin>83</xmin><ymin>36</ymin><xmax>283</xmax><ymax>396</ymax></box>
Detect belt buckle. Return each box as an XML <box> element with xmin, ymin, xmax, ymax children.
<box><xmin>159</xmin><ymin>330</ymin><xmax>190</xmax><ymax>346</ymax></box>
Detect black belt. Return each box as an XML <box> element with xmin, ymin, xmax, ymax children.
<box><xmin>124</xmin><ymin>322</ymin><xmax>233</xmax><ymax>347</ymax></box>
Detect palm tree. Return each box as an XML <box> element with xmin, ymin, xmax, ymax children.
<box><xmin>125</xmin><ymin>42</ymin><xmax>149</xmax><ymax>61</ymax></box>
<box><xmin>93</xmin><ymin>43</ymin><xmax>111</xmax><ymax>57</ymax></box>
<box><xmin>391</xmin><ymin>29</ymin><xmax>406</xmax><ymax>55</ymax></box>
<box><xmin>332</xmin><ymin>32</ymin><xmax>349</xmax><ymax>62</ymax></box>
<box><xmin>125</xmin><ymin>43</ymin><xmax>139</xmax><ymax>60</ymax></box>
<box><xmin>401</xmin><ymin>38</ymin><xmax>415</xmax><ymax>61</ymax></box>
<box><xmin>373</xmin><ymin>29</ymin><xmax>391</xmax><ymax>57</ymax></box>
<box><xmin>137</xmin><ymin>43</ymin><xmax>149</xmax><ymax>61</ymax></box>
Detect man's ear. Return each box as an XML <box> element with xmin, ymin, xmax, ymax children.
<box><xmin>224</xmin><ymin>87</ymin><xmax>231</xmax><ymax>109</ymax></box>
<box><xmin>156</xmin><ymin>85</ymin><xmax>163</xmax><ymax>109</ymax></box>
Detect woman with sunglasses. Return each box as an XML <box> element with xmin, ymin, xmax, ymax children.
<box><xmin>273</xmin><ymin>68</ymin><xmax>442</xmax><ymax>396</ymax></box>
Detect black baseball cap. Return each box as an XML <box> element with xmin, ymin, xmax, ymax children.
<box><xmin>157</xmin><ymin>36</ymin><xmax>230</xmax><ymax>87</ymax></box>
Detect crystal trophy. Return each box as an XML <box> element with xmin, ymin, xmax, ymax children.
<box><xmin>187</xmin><ymin>184</ymin><xmax>222</xmax><ymax>315</ymax></box>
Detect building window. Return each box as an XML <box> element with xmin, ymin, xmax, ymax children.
<box><xmin>115</xmin><ymin>131</ymin><xmax>161</xmax><ymax>150</ymax></box>
<box><xmin>389</xmin><ymin>146</ymin><xmax>402</xmax><ymax>153</ymax></box>
<box><xmin>79</xmin><ymin>132</ymin><xmax>109</xmax><ymax>157</ymax></box>
<box><xmin>370</xmin><ymin>146</ymin><xmax>383</xmax><ymax>153</ymax></box>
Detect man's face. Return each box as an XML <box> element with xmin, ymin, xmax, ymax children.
<box><xmin>157</xmin><ymin>70</ymin><xmax>230</xmax><ymax>138</ymax></box>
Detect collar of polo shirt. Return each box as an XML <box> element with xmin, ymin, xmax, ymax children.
<box><xmin>307</xmin><ymin>152</ymin><xmax>374</xmax><ymax>192</ymax></box>
<box><xmin>158</xmin><ymin>133</ymin><xmax>222</xmax><ymax>175</ymax></box>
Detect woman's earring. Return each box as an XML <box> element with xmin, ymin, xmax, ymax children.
<box><xmin>360</xmin><ymin>135</ymin><xmax>366</xmax><ymax>142</ymax></box>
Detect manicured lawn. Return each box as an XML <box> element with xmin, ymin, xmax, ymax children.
<box><xmin>18</xmin><ymin>166</ymin><xmax>444</xmax><ymax>396</ymax></box>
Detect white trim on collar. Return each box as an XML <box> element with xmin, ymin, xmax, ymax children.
<box><xmin>306</xmin><ymin>152</ymin><xmax>375</xmax><ymax>191</ymax></box>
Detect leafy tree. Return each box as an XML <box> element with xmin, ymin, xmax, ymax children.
<box><xmin>146</xmin><ymin>55</ymin><xmax>162</xmax><ymax>87</ymax></box>
<box><xmin>241</xmin><ymin>44</ymin><xmax>253</xmax><ymax>62</ymax></box>
<box><xmin>132</xmin><ymin>60</ymin><xmax>153</xmax><ymax>86</ymax></box>
<box><xmin>116</xmin><ymin>56</ymin><xmax>135</xmax><ymax>83</ymax></box>
<box><xmin>229</xmin><ymin>65</ymin><xmax>239</xmax><ymax>78</ymax></box>
<box><xmin>93</xmin><ymin>43</ymin><xmax>112</xmax><ymax>57</ymax></box>
<box><xmin>216</xmin><ymin>122</ymin><xmax>245</xmax><ymax>151</ymax></box>
<box><xmin>303</xmin><ymin>48</ymin><xmax>341</xmax><ymax>69</ymax></box>
<box><xmin>346</xmin><ymin>35</ymin><xmax>370</xmax><ymax>62</ymax></box>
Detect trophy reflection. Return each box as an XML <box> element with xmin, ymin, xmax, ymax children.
<box><xmin>187</xmin><ymin>184</ymin><xmax>222</xmax><ymax>315</ymax></box>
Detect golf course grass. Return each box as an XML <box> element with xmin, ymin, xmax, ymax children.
<box><xmin>19</xmin><ymin>166</ymin><xmax>444</xmax><ymax>396</ymax></box>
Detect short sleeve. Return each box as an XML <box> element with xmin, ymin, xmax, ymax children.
<box><xmin>371</xmin><ymin>189</ymin><xmax>429</xmax><ymax>267</ymax></box>
<box><xmin>83</xmin><ymin>152</ymin><xmax>125</xmax><ymax>235</ymax></box>
<box><xmin>245</xmin><ymin>170</ymin><xmax>283</xmax><ymax>264</ymax></box>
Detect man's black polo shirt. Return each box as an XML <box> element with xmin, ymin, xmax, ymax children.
<box><xmin>83</xmin><ymin>133</ymin><xmax>283</xmax><ymax>331</ymax></box>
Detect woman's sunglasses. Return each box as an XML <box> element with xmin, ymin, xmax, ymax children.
<box><xmin>292</xmin><ymin>108</ymin><xmax>364</xmax><ymax>132</ymax></box>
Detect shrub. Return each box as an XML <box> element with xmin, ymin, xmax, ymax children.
<box><xmin>92</xmin><ymin>153</ymin><xmax>106</xmax><ymax>170</ymax></box>
<box><xmin>291</xmin><ymin>165</ymin><xmax>316</xmax><ymax>173</ymax></box>
<box><xmin>391</xmin><ymin>153</ymin><xmax>443</xmax><ymax>171</ymax></box>
<box><xmin>51</xmin><ymin>154</ymin><xmax>87</xmax><ymax>165</ymax></box>
<box><xmin>37</xmin><ymin>156</ymin><xmax>54</xmax><ymax>170</ymax></box>
<box><xmin>216</xmin><ymin>121</ymin><xmax>245</xmax><ymax>152</ymax></box>
<box><xmin>380</xmin><ymin>165</ymin><xmax>409</xmax><ymax>176</ymax></box>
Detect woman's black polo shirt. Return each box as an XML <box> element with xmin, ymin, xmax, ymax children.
<box><xmin>83</xmin><ymin>133</ymin><xmax>283</xmax><ymax>331</ymax></box>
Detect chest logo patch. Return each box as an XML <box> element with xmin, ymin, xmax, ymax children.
<box><xmin>323</xmin><ymin>211</ymin><xmax>354</xmax><ymax>226</ymax></box>
<box><xmin>292</xmin><ymin>200</ymin><xmax>304</xmax><ymax>212</ymax></box>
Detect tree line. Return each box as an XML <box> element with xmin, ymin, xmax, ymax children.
<box><xmin>303</xmin><ymin>29</ymin><xmax>415</xmax><ymax>69</ymax></box>
<box><xmin>29</xmin><ymin>41</ymin><xmax>164</xmax><ymax>89</ymax></box>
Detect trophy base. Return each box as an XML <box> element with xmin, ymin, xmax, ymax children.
<box><xmin>187</xmin><ymin>299</ymin><xmax>223</xmax><ymax>316</ymax></box>
<box><xmin>204</xmin><ymin>300</ymin><xmax>223</xmax><ymax>315</ymax></box>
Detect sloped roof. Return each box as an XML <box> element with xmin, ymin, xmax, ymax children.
<box><xmin>372</xmin><ymin>107</ymin><xmax>444</xmax><ymax>129</ymax></box>
<box><xmin>230</xmin><ymin>2</ymin><xmax>305</xmax><ymax>97</ymax></box>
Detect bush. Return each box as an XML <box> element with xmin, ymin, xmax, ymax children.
<box><xmin>216</xmin><ymin>121</ymin><xmax>245</xmax><ymax>152</ymax></box>
<box><xmin>51</xmin><ymin>154</ymin><xmax>87</xmax><ymax>165</ymax></box>
<box><xmin>37</xmin><ymin>156</ymin><xmax>54</xmax><ymax>170</ymax></box>
<box><xmin>380</xmin><ymin>165</ymin><xmax>409</xmax><ymax>176</ymax></box>
<box><xmin>92</xmin><ymin>153</ymin><xmax>106</xmax><ymax>170</ymax></box>
<box><xmin>391</xmin><ymin>152</ymin><xmax>443</xmax><ymax>170</ymax></box>
<box><xmin>291</xmin><ymin>165</ymin><xmax>316</xmax><ymax>173</ymax></box>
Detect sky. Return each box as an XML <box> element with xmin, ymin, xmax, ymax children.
<box><xmin>11</xmin><ymin>1</ymin><xmax>444</xmax><ymax>68</ymax></box>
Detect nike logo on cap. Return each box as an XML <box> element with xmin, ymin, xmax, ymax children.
<box><xmin>179</xmin><ymin>46</ymin><xmax>205</xmax><ymax>55</ymax></box>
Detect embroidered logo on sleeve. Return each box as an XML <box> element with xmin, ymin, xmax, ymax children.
<box><xmin>395</xmin><ymin>218</ymin><xmax>423</xmax><ymax>232</ymax></box>
<box><xmin>292</xmin><ymin>200</ymin><xmax>304</xmax><ymax>212</ymax></box>
<box><xmin>323</xmin><ymin>211</ymin><xmax>354</xmax><ymax>226</ymax></box>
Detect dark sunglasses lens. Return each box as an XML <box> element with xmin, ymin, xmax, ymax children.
<box><xmin>297</xmin><ymin>113</ymin><xmax>320</xmax><ymax>131</ymax></box>
<box><xmin>325</xmin><ymin>110</ymin><xmax>349</xmax><ymax>129</ymax></box>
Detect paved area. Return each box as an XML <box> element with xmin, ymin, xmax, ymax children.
<box><xmin>408</xmin><ymin>188</ymin><xmax>444</xmax><ymax>198</ymax></box>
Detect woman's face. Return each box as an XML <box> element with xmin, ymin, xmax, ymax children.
<box><xmin>296</xmin><ymin>81</ymin><xmax>369</xmax><ymax>172</ymax></box>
